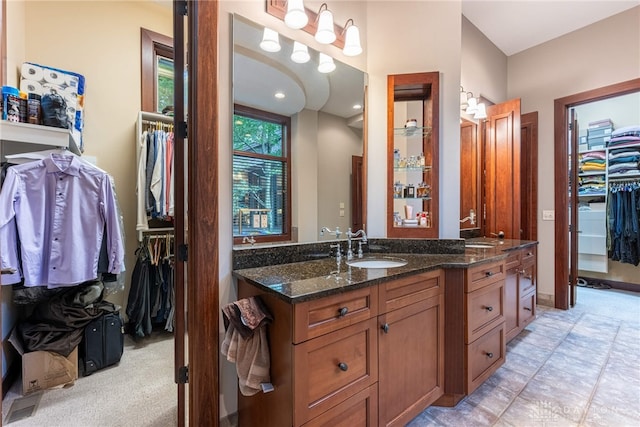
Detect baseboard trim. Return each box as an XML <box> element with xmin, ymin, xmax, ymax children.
<box><xmin>580</xmin><ymin>277</ymin><xmax>640</xmax><ymax>293</ymax></box>
<box><xmin>537</xmin><ymin>293</ymin><xmax>554</xmax><ymax>307</ymax></box>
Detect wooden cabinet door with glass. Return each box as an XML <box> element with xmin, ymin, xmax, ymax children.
<box><xmin>387</xmin><ymin>72</ymin><xmax>440</xmax><ymax>238</ymax></box>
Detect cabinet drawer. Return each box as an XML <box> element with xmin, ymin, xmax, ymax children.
<box><xmin>294</xmin><ymin>287</ymin><xmax>378</xmax><ymax>343</ymax></box>
<box><xmin>505</xmin><ymin>251</ymin><xmax>520</xmax><ymax>270</ymax></box>
<box><xmin>519</xmin><ymin>292</ymin><xmax>536</xmax><ymax>329</ymax></box>
<box><xmin>466</xmin><ymin>323</ymin><xmax>505</xmax><ymax>394</ymax></box>
<box><xmin>294</xmin><ymin>318</ymin><xmax>378</xmax><ymax>426</ymax></box>
<box><xmin>466</xmin><ymin>280</ymin><xmax>504</xmax><ymax>343</ymax></box>
<box><xmin>466</xmin><ymin>260</ymin><xmax>505</xmax><ymax>293</ymax></box>
<box><xmin>520</xmin><ymin>246</ymin><xmax>536</xmax><ymax>266</ymax></box>
<box><xmin>518</xmin><ymin>264</ymin><xmax>536</xmax><ymax>296</ymax></box>
<box><xmin>379</xmin><ymin>269</ymin><xmax>443</xmax><ymax>313</ymax></box>
<box><xmin>302</xmin><ymin>384</ymin><xmax>378</xmax><ymax>427</ymax></box>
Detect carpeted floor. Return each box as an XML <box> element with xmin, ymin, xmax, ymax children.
<box><xmin>2</xmin><ymin>331</ymin><xmax>176</xmax><ymax>426</ymax></box>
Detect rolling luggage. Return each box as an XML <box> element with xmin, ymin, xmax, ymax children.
<box><xmin>81</xmin><ymin>312</ymin><xmax>124</xmax><ymax>376</ymax></box>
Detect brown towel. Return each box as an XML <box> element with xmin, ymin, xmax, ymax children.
<box><xmin>221</xmin><ymin>297</ymin><xmax>272</xmax><ymax>396</ymax></box>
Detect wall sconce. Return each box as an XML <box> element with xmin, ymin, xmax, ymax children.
<box><xmin>291</xmin><ymin>41</ymin><xmax>310</xmax><ymax>63</ymax></box>
<box><xmin>474</xmin><ymin>103</ymin><xmax>487</xmax><ymax>119</ymax></box>
<box><xmin>284</xmin><ymin>0</ymin><xmax>308</xmax><ymax>29</ymax></box>
<box><xmin>318</xmin><ymin>52</ymin><xmax>336</xmax><ymax>73</ymax></box>
<box><xmin>342</xmin><ymin>19</ymin><xmax>362</xmax><ymax>56</ymax></box>
<box><xmin>259</xmin><ymin>27</ymin><xmax>281</xmax><ymax>52</ymax></box>
<box><xmin>266</xmin><ymin>1</ymin><xmax>362</xmax><ymax>56</ymax></box>
<box><xmin>315</xmin><ymin>3</ymin><xmax>336</xmax><ymax>44</ymax></box>
<box><xmin>465</xmin><ymin>96</ymin><xmax>478</xmax><ymax>114</ymax></box>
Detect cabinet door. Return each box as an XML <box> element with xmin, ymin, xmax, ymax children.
<box><xmin>387</xmin><ymin>72</ymin><xmax>439</xmax><ymax>238</ymax></box>
<box><xmin>378</xmin><ymin>294</ymin><xmax>444</xmax><ymax>427</ymax></box>
<box><xmin>505</xmin><ymin>267</ymin><xmax>519</xmax><ymax>342</ymax></box>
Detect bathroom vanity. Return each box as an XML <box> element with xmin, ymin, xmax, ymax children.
<box><xmin>232</xmin><ymin>238</ymin><xmax>537</xmax><ymax>426</ymax></box>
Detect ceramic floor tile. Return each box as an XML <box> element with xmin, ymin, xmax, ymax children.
<box><xmin>518</xmin><ymin>379</ymin><xmax>589</xmax><ymax>423</ymax></box>
<box><xmin>464</xmin><ymin>381</ymin><xmax>517</xmax><ymax>418</ymax></box>
<box><xmin>527</xmin><ymin>314</ymin><xmax>575</xmax><ymax>332</ymax></box>
<box><xmin>563</xmin><ymin>331</ymin><xmax>613</xmax><ymax>352</ymax></box>
<box><xmin>502</xmin><ymin>351</ymin><xmax>544</xmax><ymax>378</ymax></box>
<box><xmin>581</xmin><ymin>402</ymin><xmax>640</xmax><ymax>427</ymax></box>
<box><xmin>420</xmin><ymin>400</ymin><xmax>498</xmax><ymax>427</ymax></box>
<box><xmin>483</xmin><ymin>366</ymin><xmax>531</xmax><ymax>395</ymax></box>
<box><xmin>590</xmin><ymin>379</ymin><xmax>640</xmax><ymax>420</ymax></box>
<box><xmin>553</xmin><ymin>340</ymin><xmax>609</xmax><ymax>366</ymax></box>
<box><xmin>542</xmin><ymin>351</ymin><xmax>604</xmax><ymax>378</ymax></box>
<box><xmin>533</xmin><ymin>363</ymin><xmax>598</xmax><ymax>400</ymax></box>
<box><xmin>507</xmin><ymin>338</ymin><xmax>554</xmax><ymax>362</ymax></box>
<box><xmin>499</xmin><ymin>396</ymin><xmax>579</xmax><ymax>427</ymax></box>
<box><xmin>512</xmin><ymin>328</ymin><xmax>565</xmax><ymax>351</ymax></box>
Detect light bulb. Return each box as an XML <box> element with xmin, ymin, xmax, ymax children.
<box><xmin>343</xmin><ymin>24</ymin><xmax>362</xmax><ymax>56</ymax></box>
<box><xmin>291</xmin><ymin>41</ymin><xmax>310</xmax><ymax>64</ymax></box>
<box><xmin>318</xmin><ymin>53</ymin><xmax>336</xmax><ymax>73</ymax></box>
<box><xmin>284</xmin><ymin>0</ymin><xmax>308</xmax><ymax>29</ymax></box>
<box><xmin>315</xmin><ymin>8</ymin><xmax>336</xmax><ymax>44</ymax></box>
<box><xmin>259</xmin><ymin>28</ymin><xmax>281</xmax><ymax>53</ymax></box>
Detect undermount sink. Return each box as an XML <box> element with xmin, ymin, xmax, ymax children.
<box><xmin>465</xmin><ymin>243</ymin><xmax>496</xmax><ymax>249</ymax></box>
<box><xmin>347</xmin><ymin>257</ymin><xmax>408</xmax><ymax>269</ymax></box>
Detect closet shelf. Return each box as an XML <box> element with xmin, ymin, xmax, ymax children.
<box><xmin>0</xmin><ymin>121</ymin><xmax>80</xmax><ymax>155</ymax></box>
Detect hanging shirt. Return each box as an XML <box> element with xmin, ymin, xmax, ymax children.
<box><xmin>136</xmin><ymin>130</ymin><xmax>149</xmax><ymax>233</ymax></box>
<box><xmin>0</xmin><ymin>154</ymin><xmax>125</xmax><ymax>288</ymax></box>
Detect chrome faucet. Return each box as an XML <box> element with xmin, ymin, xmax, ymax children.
<box><xmin>242</xmin><ymin>236</ymin><xmax>256</xmax><ymax>246</ymax></box>
<box><xmin>346</xmin><ymin>228</ymin><xmax>368</xmax><ymax>260</ymax></box>
<box><xmin>330</xmin><ymin>243</ymin><xmax>342</xmax><ymax>263</ymax></box>
<box><xmin>460</xmin><ymin>209</ymin><xmax>476</xmax><ymax>225</ymax></box>
<box><xmin>320</xmin><ymin>226</ymin><xmax>342</xmax><ymax>239</ymax></box>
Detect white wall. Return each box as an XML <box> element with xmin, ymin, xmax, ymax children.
<box><xmin>508</xmin><ymin>6</ymin><xmax>640</xmax><ymax>302</ymax></box>
<box><xmin>365</xmin><ymin>0</ymin><xmax>462</xmax><ymax>239</ymax></box>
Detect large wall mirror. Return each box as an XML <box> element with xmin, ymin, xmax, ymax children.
<box><xmin>232</xmin><ymin>14</ymin><xmax>366</xmax><ymax>245</ymax></box>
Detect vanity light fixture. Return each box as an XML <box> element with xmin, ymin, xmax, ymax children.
<box><xmin>474</xmin><ymin>102</ymin><xmax>487</xmax><ymax>119</ymax></box>
<box><xmin>465</xmin><ymin>96</ymin><xmax>478</xmax><ymax>114</ymax></box>
<box><xmin>290</xmin><ymin>41</ymin><xmax>311</xmax><ymax>63</ymax></box>
<box><xmin>341</xmin><ymin>19</ymin><xmax>362</xmax><ymax>56</ymax></box>
<box><xmin>318</xmin><ymin>52</ymin><xmax>336</xmax><ymax>73</ymax></box>
<box><xmin>259</xmin><ymin>27</ymin><xmax>281</xmax><ymax>52</ymax></box>
<box><xmin>284</xmin><ymin>0</ymin><xmax>308</xmax><ymax>29</ymax></box>
<box><xmin>315</xmin><ymin>3</ymin><xmax>336</xmax><ymax>44</ymax></box>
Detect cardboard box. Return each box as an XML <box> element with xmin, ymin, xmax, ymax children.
<box><xmin>9</xmin><ymin>329</ymin><xmax>78</xmax><ymax>395</ymax></box>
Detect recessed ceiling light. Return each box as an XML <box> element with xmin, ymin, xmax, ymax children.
<box><xmin>274</xmin><ymin>92</ymin><xmax>285</xmax><ymax>99</ymax></box>
<box><xmin>353</xmin><ymin>104</ymin><xmax>362</xmax><ymax>110</ymax></box>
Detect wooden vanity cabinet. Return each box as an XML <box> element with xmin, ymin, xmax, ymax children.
<box><xmin>504</xmin><ymin>245</ymin><xmax>538</xmax><ymax>342</ymax></box>
<box><xmin>378</xmin><ymin>270</ymin><xmax>444</xmax><ymax>427</ymax></box>
<box><xmin>436</xmin><ymin>259</ymin><xmax>506</xmax><ymax>407</ymax></box>
<box><xmin>237</xmin><ymin>269</ymin><xmax>444</xmax><ymax>427</ymax></box>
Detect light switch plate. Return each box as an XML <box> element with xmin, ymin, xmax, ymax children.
<box><xmin>542</xmin><ymin>210</ymin><xmax>555</xmax><ymax>220</ymax></box>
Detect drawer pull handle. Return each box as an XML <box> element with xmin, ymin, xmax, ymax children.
<box><xmin>338</xmin><ymin>307</ymin><xmax>348</xmax><ymax>317</ymax></box>
<box><xmin>338</xmin><ymin>362</ymin><xmax>349</xmax><ymax>372</ymax></box>
<box><xmin>527</xmin><ymin>252</ymin><xmax>532</xmax><ymax>256</ymax></box>
<box><xmin>524</xmin><ymin>307</ymin><xmax>532</xmax><ymax>311</ymax></box>
<box><xmin>486</xmin><ymin>352</ymin><xmax>494</xmax><ymax>358</ymax></box>
<box><xmin>484</xmin><ymin>306</ymin><xmax>493</xmax><ymax>312</ymax></box>
<box><xmin>485</xmin><ymin>271</ymin><xmax>494</xmax><ymax>277</ymax></box>
<box><xmin>381</xmin><ymin>323</ymin><xmax>389</xmax><ymax>334</ymax></box>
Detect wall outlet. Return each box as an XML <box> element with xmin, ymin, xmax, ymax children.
<box><xmin>542</xmin><ymin>210</ymin><xmax>555</xmax><ymax>220</ymax></box>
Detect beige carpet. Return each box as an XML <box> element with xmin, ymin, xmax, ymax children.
<box><xmin>2</xmin><ymin>332</ymin><xmax>177</xmax><ymax>426</ymax></box>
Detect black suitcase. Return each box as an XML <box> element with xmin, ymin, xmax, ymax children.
<box><xmin>81</xmin><ymin>312</ymin><xmax>124</xmax><ymax>376</ymax></box>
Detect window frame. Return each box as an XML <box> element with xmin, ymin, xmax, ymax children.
<box><xmin>141</xmin><ymin>27</ymin><xmax>173</xmax><ymax>113</ymax></box>
<box><xmin>232</xmin><ymin>104</ymin><xmax>292</xmax><ymax>244</ymax></box>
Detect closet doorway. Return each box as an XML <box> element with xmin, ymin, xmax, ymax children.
<box><xmin>553</xmin><ymin>78</ymin><xmax>640</xmax><ymax>310</ymax></box>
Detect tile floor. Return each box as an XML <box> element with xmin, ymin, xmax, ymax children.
<box><xmin>408</xmin><ymin>287</ymin><xmax>640</xmax><ymax>427</ymax></box>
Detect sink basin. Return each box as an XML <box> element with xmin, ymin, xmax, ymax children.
<box><xmin>347</xmin><ymin>257</ymin><xmax>408</xmax><ymax>269</ymax></box>
<box><xmin>465</xmin><ymin>243</ymin><xmax>495</xmax><ymax>249</ymax></box>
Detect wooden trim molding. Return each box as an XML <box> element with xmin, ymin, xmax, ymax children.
<box><xmin>553</xmin><ymin>78</ymin><xmax>640</xmax><ymax>310</ymax></box>
<box><xmin>188</xmin><ymin>0</ymin><xmax>220</xmax><ymax>424</ymax></box>
<box><xmin>141</xmin><ymin>27</ymin><xmax>173</xmax><ymax>112</ymax></box>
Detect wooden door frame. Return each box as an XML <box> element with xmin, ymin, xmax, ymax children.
<box><xmin>520</xmin><ymin>112</ymin><xmax>538</xmax><ymax>241</ymax></box>
<box><xmin>553</xmin><ymin>78</ymin><xmax>640</xmax><ymax>310</ymax></box>
<box><xmin>187</xmin><ymin>0</ymin><xmax>220</xmax><ymax>423</ymax></box>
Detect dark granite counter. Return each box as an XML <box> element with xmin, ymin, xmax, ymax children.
<box><xmin>232</xmin><ymin>238</ymin><xmax>538</xmax><ymax>303</ymax></box>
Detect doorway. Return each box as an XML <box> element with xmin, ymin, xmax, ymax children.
<box><xmin>553</xmin><ymin>78</ymin><xmax>640</xmax><ymax>310</ymax></box>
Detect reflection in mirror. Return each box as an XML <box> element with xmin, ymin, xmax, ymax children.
<box><xmin>232</xmin><ymin>14</ymin><xmax>366</xmax><ymax>245</ymax></box>
<box><xmin>460</xmin><ymin>117</ymin><xmax>482</xmax><ymax>235</ymax></box>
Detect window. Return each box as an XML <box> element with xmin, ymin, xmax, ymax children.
<box><xmin>141</xmin><ymin>28</ymin><xmax>174</xmax><ymax>113</ymax></box>
<box><xmin>233</xmin><ymin>105</ymin><xmax>291</xmax><ymax>243</ymax></box>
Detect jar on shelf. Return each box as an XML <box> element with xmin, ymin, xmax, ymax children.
<box><xmin>394</xmin><ymin>148</ymin><xmax>400</xmax><ymax>167</ymax></box>
<box><xmin>404</xmin><ymin>183</ymin><xmax>415</xmax><ymax>198</ymax></box>
<box><xmin>393</xmin><ymin>181</ymin><xmax>404</xmax><ymax>198</ymax></box>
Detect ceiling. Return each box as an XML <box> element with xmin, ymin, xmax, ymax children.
<box><xmin>462</xmin><ymin>0</ymin><xmax>640</xmax><ymax>56</ymax></box>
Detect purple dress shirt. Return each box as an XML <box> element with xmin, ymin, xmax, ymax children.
<box><xmin>0</xmin><ymin>154</ymin><xmax>125</xmax><ymax>288</ymax></box>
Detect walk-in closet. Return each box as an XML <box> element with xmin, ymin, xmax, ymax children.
<box><xmin>574</xmin><ymin>91</ymin><xmax>640</xmax><ymax>295</ymax></box>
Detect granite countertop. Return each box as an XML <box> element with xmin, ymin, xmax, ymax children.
<box><xmin>233</xmin><ymin>238</ymin><xmax>538</xmax><ymax>303</ymax></box>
